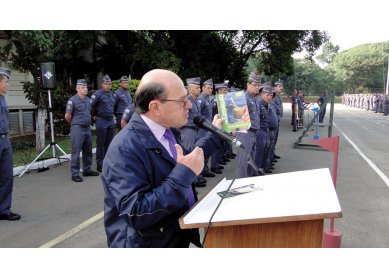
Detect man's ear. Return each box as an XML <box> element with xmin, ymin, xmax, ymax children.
<box><xmin>148</xmin><ymin>100</ymin><xmax>160</xmax><ymax>115</ymax></box>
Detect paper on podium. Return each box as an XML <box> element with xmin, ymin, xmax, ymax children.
<box><xmin>183</xmin><ymin>168</ymin><xmax>342</xmax><ymax>227</ymax></box>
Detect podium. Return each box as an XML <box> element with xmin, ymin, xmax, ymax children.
<box><xmin>179</xmin><ymin>168</ymin><xmax>342</xmax><ymax>248</ymax></box>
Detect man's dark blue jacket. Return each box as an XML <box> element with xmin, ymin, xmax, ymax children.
<box><xmin>102</xmin><ymin>112</ymin><xmax>221</xmax><ymax>247</ymax></box>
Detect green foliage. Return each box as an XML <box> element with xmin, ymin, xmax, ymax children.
<box><xmin>111</xmin><ymin>79</ymin><xmax>140</xmax><ymax>98</ymax></box>
<box><xmin>1</xmin><ymin>30</ymin><xmax>330</xmax><ymax>135</ymax></box>
<box><xmin>254</xmin><ymin>30</ymin><xmax>329</xmax><ymax>77</ymax></box>
<box><xmin>328</xmin><ymin>41</ymin><xmax>389</xmax><ymax>91</ymax></box>
<box><xmin>316</xmin><ymin>42</ymin><xmax>340</xmax><ymax>65</ymax></box>
<box><xmin>277</xmin><ymin>58</ymin><xmax>336</xmax><ymax>96</ymax></box>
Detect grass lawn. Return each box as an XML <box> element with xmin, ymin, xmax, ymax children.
<box><xmin>12</xmin><ymin>131</ymin><xmax>97</xmax><ymax>167</ymax></box>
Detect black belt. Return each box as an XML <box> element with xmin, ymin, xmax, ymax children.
<box><xmin>247</xmin><ymin>128</ymin><xmax>258</xmax><ymax>133</ymax></box>
<box><xmin>97</xmin><ymin>115</ymin><xmax>113</xmax><ymax>120</ymax></box>
<box><xmin>260</xmin><ymin>127</ymin><xmax>269</xmax><ymax>131</ymax></box>
<box><xmin>183</xmin><ymin>126</ymin><xmax>198</xmax><ymax>130</ymax></box>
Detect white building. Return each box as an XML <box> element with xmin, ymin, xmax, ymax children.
<box><xmin>1</xmin><ymin>33</ymin><xmax>37</xmax><ymax>137</ymax></box>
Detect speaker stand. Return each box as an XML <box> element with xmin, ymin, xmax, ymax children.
<box><xmin>19</xmin><ymin>90</ymin><xmax>71</xmax><ymax>177</ymax></box>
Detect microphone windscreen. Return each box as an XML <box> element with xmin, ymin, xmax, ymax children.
<box><xmin>193</xmin><ymin>116</ymin><xmax>205</xmax><ymax>127</ymax></box>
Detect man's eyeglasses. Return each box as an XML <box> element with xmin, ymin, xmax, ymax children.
<box><xmin>156</xmin><ymin>97</ymin><xmax>190</xmax><ymax>107</ymax></box>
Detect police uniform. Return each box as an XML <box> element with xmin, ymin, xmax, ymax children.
<box><xmin>290</xmin><ymin>93</ymin><xmax>298</xmax><ymax>130</ymax></box>
<box><xmin>120</xmin><ymin>105</ymin><xmax>134</xmax><ymax>126</ymax></box>
<box><xmin>273</xmin><ymin>81</ymin><xmax>283</xmax><ymax>160</ymax></box>
<box><xmin>267</xmin><ymin>97</ymin><xmax>279</xmax><ymax>169</ymax></box>
<box><xmin>383</xmin><ymin>96</ymin><xmax>389</xmax><ymax>116</ymax></box>
<box><xmin>181</xmin><ymin>77</ymin><xmax>207</xmax><ymax>187</ymax></box>
<box><xmin>318</xmin><ymin>93</ymin><xmax>327</xmax><ymax>123</ymax></box>
<box><xmin>90</xmin><ymin>75</ymin><xmax>115</xmax><ymax>171</ymax></box>
<box><xmin>181</xmin><ymin>78</ymin><xmax>201</xmax><ymax>150</ymax></box>
<box><xmin>0</xmin><ymin>67</ymin><xmax>20</xmax><ymax>220</ymax></box>
<box><xmin>198</xmin><ymin>79</ymin><xmax>214</xmax><ymax>177</ymax></box>
<box><xmin>255</xmin><ymin>86</ymin><xmax>272</xmax><ymax>173</ymax></box>
<box><xmin>114</xmin><ymin>76</ymin><xmax>134</xmax><ymax>130</ymax></box>
<box><xmin>209</xmin><ymin>83</ymin><xmax>230</xmax><ymax>174</ymax></box>
<box><xmin>236</xmin><ymin>73</ymin><xmax>261</xmax><ymax>178</ymax></box>
<box><xmin>66</xmin><ymin>79</ymin><xmax>99</xmax><ymax>182</ymax></box>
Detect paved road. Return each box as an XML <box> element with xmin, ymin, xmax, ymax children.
<box><xmin>1</xmin><ymin>104</ymin><xmax>388</xmax><ymax>248</ymax></box>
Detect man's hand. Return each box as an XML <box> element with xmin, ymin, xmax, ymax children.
<box><xmin>212</xmin><ymin>114</ymin><xmax>224</xmax><ymax>129</ymax></box>
<box><xmin>175</xmin><ymin>145</ymin><xmax>204</xmax><ymax>175</ymax></box>
<box><xmin>240</xmin><ymin>105</ymin><xmax>250</xmax><ymax>122</ymax></box>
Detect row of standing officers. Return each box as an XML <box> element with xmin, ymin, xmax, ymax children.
<box><xmin>342</xmin><ymin>93</ymin><xmax>389</xmax><ymax>116</ymax></box>
<box><xmin>180</xmin><ymin>72</ymin><xmax>284</xmax><ymax>185</ymax></box>
<box><xmin>65</xmin><ymin>75</ymin><xmax>134</xmax><ymax>182</ymax></box>
<box><xmin>65</xmin><ymin>72</ymin><xmax>285</xmax><ymax>184</ymax></box>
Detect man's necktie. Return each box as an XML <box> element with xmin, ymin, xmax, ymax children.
<box><xmin>163</xmin><ymin>129</ymin><xmax>194</xmax><ymax>206</ymax></box>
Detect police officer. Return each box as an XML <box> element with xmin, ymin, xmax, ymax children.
<box><xmin>383</xmin><ymin>94</ymin><xmax>389</xmax><ymax>116</ymax></box>
<box><xmin>180</xmin><ymin>77</ymin><xmax>207</xmax><ymax>187</ymax></box>
<box><xmin>210</xmin><ymin>83</ymin><xmax>230</xmax><ymax>174</ymax></box>
<box><xmin>290</xmin><ymin>89</ymin><xmax>298</xmax><ymax>130</ymax></box>
<box><xmin>91</xmin><ymin>75</ymin><xmax>115</xmax><ymax>172</ymax></box>
<box><xmin>0</xmin><ymin>67</ymin><xmax>21</xmax><ymax>221</ymax></box>
<box><xmin>297</xmin><ymin>91</ymin><xmax>305</xmax><ymax>129</ymax></box>
<box><xmin>65</xmin><ymin>79</ymin><xmax>99</xmax><ymax>182</ymax></box>
<box><xmin>267</xmin><ymin>88</ymin><xmax>279</xmax><ymax>170</ymax></box>
<box><xmin>256</xmin><ymin>85</ymin><xmax>273</xmax><ymax>174</ymax></box>
<box><xmin>235</xmin><ymin>72</ymin><xmax>262</xmax><ymax>178</ymax></box>
<box><xmin>114</xmin><ymin>76</ymin><xmax>134</xmax><ymax>131</ymax></box>
<box><xmin>317</xmin><ymin>91</ymin><xmax>327</xmax><ymax>123</ymax></box>
<box><xmin>198</xmin><ymin>78</ymin><xmax>215</xmax><ymax>178</ymax></box>
<box><xmin>273</xmin><ymin>81</ymin><xmax>283</xmax><ymax>160</ymax></box>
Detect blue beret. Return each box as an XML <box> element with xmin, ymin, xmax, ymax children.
<box><xmin>261</xmin><ymin>86</ymin><xmax>273</xmax><ymax>94</ymax></box>
<box><xmin>248</xmin><ymin>72</ymin><xmax>261</xmax><ymax>83</ymax></box>
<box><xmin>275</xmin><ymin>80</ymin><xmax>284</xmax><ymax>86</ymax></box>
<box><xmin>77</xmin><ymin>79</ymin><xmax>87</xmax><ymax>86</ymax></box>
<box><xmin>186</xmin><ymin>77</ymin><xmax>201</xmax><ymax>85</ymax></box>
<box><xmin>203</xmin><ymin>78</ymin><xmax>213</xmax><ymax>86</ymax></box>
<box><xmin>120</xmin><ymin>76</ymin><xmax>129</xmax><ymax>82</ymax></box>
<box><xmin>215</xmin><ymin>83</ymin><xmax>228</xmax><ymax>90</ymax></box>
<box><xmin>0</xmin><ymin>67</ymin><xmax>11</xmax><ymax>78</ymax></box>
<box><xmin>259</xmin><ymin>82</ymin><xmax>271</xmax><ymax>92</ymax></box>
<box><xmin>102</xmin><ymin>75</ymin><xmax>111</xmax><ymax>83</ymax></box>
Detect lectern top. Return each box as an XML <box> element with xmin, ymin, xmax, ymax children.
<box><xmin>180</xmin><ymin>168</ymin><xmax>342</xmax><ymax>228</ymax></box>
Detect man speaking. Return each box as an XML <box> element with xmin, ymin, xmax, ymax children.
<box><xmin>102</xmin><ymin>69</ymin><xmax>223</xmax><ymax>248</ymax></box>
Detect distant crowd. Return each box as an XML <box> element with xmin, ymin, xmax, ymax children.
<box><xmin>342</xmin><ymin>93</ymin><xmax>389</xmax><ymax>115</ymax></box>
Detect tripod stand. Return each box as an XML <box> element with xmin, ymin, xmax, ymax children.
<box><xmin>19</xmin><ymin>89</ymin><xmax>71</xmax><ymax>177</ymax></box>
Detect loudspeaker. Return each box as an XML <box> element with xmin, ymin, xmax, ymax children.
<box><xmin>41</xmin><ymin>62</ymin><xmax>56</xmax><ymax>89</ymax></box>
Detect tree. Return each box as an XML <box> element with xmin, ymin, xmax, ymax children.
<box><xmin>217</xmin><ymin>30</ymin><xmax>329</xmax><ymax>84</ymax></box>
<box><xmin>0</xmin><ymin>31</ymin><xmax>101</xmax><ymax>149</ymax></box>
<box><xmin>328</xmin><ymin>41</ymin><xmax>389</xmax><ymax>91</ymax></box>
<box><xmin>316</xmin><ymin>42</ymin><xmax>340</xmax><ymax>65</ymax></box>
<box><xmin>282</xmin><ymin>58</ymin><xmax>336</xmax><ymax>95</ymax></box>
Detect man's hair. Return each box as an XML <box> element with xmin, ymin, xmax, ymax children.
<box><xmin>0</xmin><ymin>75</ymin><xmax>7</xmax><ymax>82</ymax></box>
<box><xmin>134</xmin><ymin>82</ymin><xmax>166</xmax><ymax>114</ymax></box>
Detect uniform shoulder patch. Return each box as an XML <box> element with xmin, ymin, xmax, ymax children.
<box><xmin>67</xmin><ymin>100</ymin><xmax>73</xmax><ymax>104</ymax></box>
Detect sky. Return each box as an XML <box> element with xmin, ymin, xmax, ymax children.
<box><xmin>325</xmin><ymin>29</ymin><xmax>389</xmax><ymax>52</ymax></box>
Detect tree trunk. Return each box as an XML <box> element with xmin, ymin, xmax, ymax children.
<box><xmin>35</xmin><ymin>109</ymin><xmax>46</xmax><ymax>152</ymax></box>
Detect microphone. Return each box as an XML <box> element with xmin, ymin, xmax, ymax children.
<box><xmin>193</xmin><ymin>116</ymin><xmax>245</xmax><ymax>149</ymax></box>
